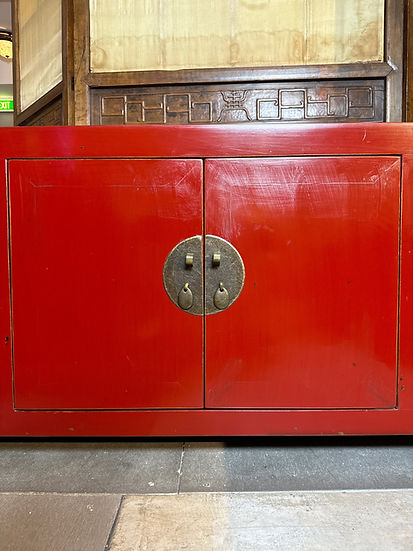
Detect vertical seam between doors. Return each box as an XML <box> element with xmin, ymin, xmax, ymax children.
<box><xmin>202</xmin><ymin>159</ymin><xmax>206</xmax><ymax>408</ymax></box>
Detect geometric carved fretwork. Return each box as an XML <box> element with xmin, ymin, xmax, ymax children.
<box><xmin>91</xmin><ymin>79</ymin><xmax>384</xmax><ymax>125</ymax></box>
<box><xmin>19</xmin><ymin>96</ymin><xmax>63</xmax><ymax>127</ymax></box>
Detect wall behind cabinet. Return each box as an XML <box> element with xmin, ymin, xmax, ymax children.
<box><xmin>12</xmin><ymin>0</ymin><xmax>406</xmax><ymax>126</ymax></box>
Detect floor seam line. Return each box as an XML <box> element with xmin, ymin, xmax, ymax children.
<box><xmin>104</xmin><ymin>494</ymin><xmax>125</xmax><ymax>551</ymax></box>
<box><xmin>176</xmin><ymin>442</ymin><xmax>186</xmax><ymax>494</ymax></box>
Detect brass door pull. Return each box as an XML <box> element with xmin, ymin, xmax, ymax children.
<box><xmin>178</xmin><ymin>282</ymin><xmax>193</xmax><ymax>310</ymax></box>
<box><xmin>163</xmin><ymin>236</ymin><xmax>203</xmax><ymax>315</ymax></box>
<box><xmin>205</xmin><ymin>235</ymin><xmax>245</xmax><ymax>315</ymax></box>
<box><xmin>214</xmin><ymin>282</ymin><xmax>229</xmax><ymax>310</ymax></box>
<box><xmin>163</xmin><ymin>235</ymin><xmax>244</xmax><ymax>315</ymax></box>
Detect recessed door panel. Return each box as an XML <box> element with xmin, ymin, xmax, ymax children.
<box><xmin>205</xmin><ymin>157</ymin><xmax>400</xmax><ymax>408</ymax></box>
<box><xmin>9</xmin><ymin>159</ymin><xmax>203</xmax><ymax>409</ymax></box>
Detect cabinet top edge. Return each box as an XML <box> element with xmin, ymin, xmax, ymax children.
<box><xmin>1</xmin><ymin>123</ymin><xmax>413</xmax><ymax>158</ymax></box>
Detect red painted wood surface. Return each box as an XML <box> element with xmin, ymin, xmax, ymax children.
<box><xmin>399</xmin><ymin>154</ymin><xmax>413</xmax><ymax>419</ymax></box>
<box><xmin>0</xmin><ymin>123</ymin><xmax>411</xmax><ymax>435</ymax></box>
<box><xmin>9</xmin><ymin>159</ymin><xmax>203</xmax><ymax>409</ymax></box>
<box><xmin>0</xmin><ymin>123</ymin><xmax>412</xmax><ymax>159</ymax></box>
<box><xmin>205</xmin><ymin>157</ymin><xmax>400</xmax><ymax>408</ymax></box>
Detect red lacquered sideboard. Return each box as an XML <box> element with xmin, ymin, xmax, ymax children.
<box><xmin>0</xmin><ymin>123</ymin><xmax>412</xmax><ymax>436</ymax></box>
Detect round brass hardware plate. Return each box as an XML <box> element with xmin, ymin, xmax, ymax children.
<box><xmin>205</xmin><ymin>235</ymin><xmax>245</xmax><ymax>315</ymax></box>
<box><xmin>163</xmin><ymin>236</ymin><xmax>203</xmax><ymax>316</ymax></box>
<box><xmin>162</xmin><ymin>235</ymin><xmax>245</xmax><ymax>315</ymax></box>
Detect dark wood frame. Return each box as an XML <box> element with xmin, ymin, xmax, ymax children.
<box><xmin>405</xmin><ymin>0</ymin><xmax>413</xmax><ymax>120</ymax></box>
<box><xmin>11</xmin><ymin>0</ymin><xmax>408</xmax><ymax>126</ymax></box>
<box><xmin>62</xmin><ymin>0</ymin><xmax>74</xmax><ymax>125</ymax></box>
<box><xmin>385</xmin><ymin>0</ymin><xmax>406</xmax><ymax>120</ymax></box>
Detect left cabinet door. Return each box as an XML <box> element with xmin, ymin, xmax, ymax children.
<box><xmin>9</xmin><ymin>159</ymin><xmax>203</xmax><ymax>409</ymax></box>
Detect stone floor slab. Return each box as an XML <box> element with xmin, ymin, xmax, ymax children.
<box><xmin>0</xmin><ymin>492</ymin><xmax>121</xmax><ymax>551</ymax></box>
<box><xmin>0</xmin><ymin>441</ymin><xmax>183</xmax><ymax>493</ymax></box>
<box><xmin>108</xmin><ymin>490</ymin><xmax>413</xmax><ymax>551</ymax></box>
<box><xmin>179</xmin><ymin>438</ymin><xmax>413</xmax><ymax>492</ymax></box>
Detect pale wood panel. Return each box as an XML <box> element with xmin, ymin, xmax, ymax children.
<box><xmin>89</xmin><ymin>0</ymin><xmax>384</xmax><ymax>73</ymax></box>
<box><xmin>162</xmin><ymin>1</ymin><xmax>233</xmax><ymax>70</ymax></box>
<box><xmin>89</xmin><ymin>0</ymin><xmax>162</xmax><ymax>73</ymax></box>
<box><xmin>19</xmin><ymin>0</ymin><xmax>62</xmax><ymax>112</ymax></box>
<box><xmin>236</xmin><ymin>0</ymin><xmax>305</xmax><ymax>67</ymax></box>
<box><xmin>306</xmin><ymin>0</ymin><xmax>384</xmax><ymax>64</ymax></box>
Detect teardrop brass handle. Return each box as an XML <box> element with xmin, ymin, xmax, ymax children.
<box><xmin>163</xmin><ymin>236</ymin><xmax>202</xmax><ymax>315</ymax></box>
<box><xmin>214</xmin><ymin>282</ymin><xmax>230</xmax><ymax>310</ymax></box>
<box><xmin>163</xmin><ymin>235</ymin><xmax>244</xmax><ymax>316</ymax></box>
<box><xmin>178</xmin><ymin>282</ymin><xmax>193</xmax><ymax>310</ymax></box>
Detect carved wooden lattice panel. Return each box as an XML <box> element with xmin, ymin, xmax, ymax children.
<box><xmin>21</xmin><ymin>97</ymin><xmax>63</xmax><ymax>126</ymax></box>
<box><xmin>91</xmin><ymin>81</ymin><xmax>384</xmax><ymax>125</ymax></box>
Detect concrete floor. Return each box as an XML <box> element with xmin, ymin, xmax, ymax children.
<box><xmin>0</xmin><ymin>436</ymin><xmax>412</xmax><ymax>550</ymax></box>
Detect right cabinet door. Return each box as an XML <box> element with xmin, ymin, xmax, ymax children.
<box><xmin>205</xmin><ymin>157</ymin><xmax>400</xmax><ymax>409</ymax></box>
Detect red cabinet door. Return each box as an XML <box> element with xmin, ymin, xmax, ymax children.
<box><xmin>205</xmin><ymin>157</ymin><xmax>400</xmax><ymax>408</ymax></box>
<box><xmin>9</xmin><ymin>159</ymin><xmax>203</xmax><ymax>409</ymax></box>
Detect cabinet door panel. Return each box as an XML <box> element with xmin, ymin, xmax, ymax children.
<box><xmin>205</xmin><ymin>157</ymin><xmax>400</xmax><ymax>408</ymax></box>
<box><xmin>9</xmin><ymin>159</ymin><xmax>203</xmax><ymax>409</ymax></box>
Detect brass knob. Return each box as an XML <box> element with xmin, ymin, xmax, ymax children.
<box><xmin>185</xmin><ymin>253</ymin><xmax>194</xmax><ymax>267</ymax></box>
<box><xmin>212</xmin><ymin>252</ymin><xmax>221</xmax><ymax>267</ymax></box>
